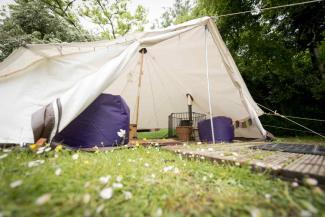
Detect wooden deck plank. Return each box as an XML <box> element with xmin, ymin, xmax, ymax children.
<box><xmin>162</xmin><ymin>142</ymin><xmax>325</xmax><ymax>184</ymax></box>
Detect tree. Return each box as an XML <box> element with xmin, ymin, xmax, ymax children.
<box><xmin>151</xmin><ymin>0</ymin><xmax>193</xmax><ymax>29</ymax></box>
<box><xmin>0</xmin><ymin>0</ymin><xmax>91</xmax><ymax>62</ymax></box>
<box><xmin>39</xmin><ymin>0</ymin><xmax>81</xmax><ymax>31</ymax></box>
<box><xmin>79</xmin><ymin>0</ymin><xmax>147</xmax><ymax>39</ymax></box>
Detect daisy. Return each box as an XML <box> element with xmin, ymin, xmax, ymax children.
<box><xmin>291</xmin><ymin>182</ymin><xmax>299</xmax><ymax>188</ymax></box>
<box><xmin>163</xmin><ymin>166</ymin><xmax>174</xmax><ymax>172</ymax></box>
<box><xmin>72</xmin><ymin>154</ymin><xmax>79</xmax><ymax>160</ymax></box>
<box><xmin>305</xmin><ymin>178</ymin><xmax>318</xmax><ymax>186</ymax></box>
<box><xmin>100</xmin><ymin>188</ymin><xmax>113</xmax><ymax>200</ymax></box>
<box><xmin>156</xmin><ymin>208</ymin><xmax>163</xmax><ymax>217</ymax></box>
<box><xmin>96</xmin><ymin>204</ymin><xmax>105</xmax><ymax>214</ymax></box>
<box><xmin>83</xmin><ymin>193</ymin><xmax>91</xmax><ymax>204</ymax></box>
<box><xmin>28</xmin><ymin>160</ymin><xmax>45</xmax><ymax>168</ymax></box>
<box><xmin>3</xmin><ymin>149</ymin><xmax>12</xmax><ymax>153</ymax></box>
<box><xmin>112</xmin><ymin>183</ymin><xmax>123</xmax><ymax>189</ymax></box>
<box><xmin>117</xmin><ymin>129</ymin><xmax>126</xmax><ymax>138</ymax></box>
<box><xmin>55</xmin><ymin>168</ymin><xmax>62</xmax><ymax>176</ymax></box>
<box><xmin>123</xmin><ymin>191</ymin><xmax>132</xmax><ymax>200</ymax></box>
<box><xmin>35</xmin><ymin>194</ymin><xmax>51</xmax><ymax>205</ymax></box>
<box><xmin>116</xmin><ymin>176</ymin><xmax>123</xmax><ymax>182</ymax></box>
<box><xmin>99</xmin><ymin>176</ymin><xmax>111</xmax><ymax>184</ymax></box>
<box><xmin>10</xmin><ymin>180</ymin><xmax>23</xmax><ymax>188</ymax></box>
<box><xmin>0</xmin><ymin>154</ymin><xmax>8</xmax><ymax>160</ymax></box>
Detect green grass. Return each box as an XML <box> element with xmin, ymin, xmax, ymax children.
<box><xmin>274</xmin><ymin>136</ymin><xmax>325</xmax><ymax>146</ymax></box>
<box><xmin>137</xmin><ymin>129</ymin><xmax>168</xmax><ymax>139</ymax></box>
<box><xmin>0</xmin><ymin>146</ymin><xmax>325</xmax><ymax>217</ymax></box>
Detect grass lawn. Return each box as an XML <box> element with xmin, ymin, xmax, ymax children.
<box><xmin>0</xmin><ymin>145</ymin><xmax>325</xmax><ymax>217</ymax></box>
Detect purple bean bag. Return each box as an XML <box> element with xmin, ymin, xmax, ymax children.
<box><xmin>198</xmin><ymin>116</ymin><xmax>234</xmax><ymax>143</ymax></box>
<box><xmin>54</xmin><ymin>94</ymin><xmax>130</xmax><ymax>148</ymax></box>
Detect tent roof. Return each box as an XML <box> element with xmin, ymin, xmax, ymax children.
<box><xmin>0</xmin><ymin>17</ymin><xmax>209</xmax><ymax>78</ymax></box>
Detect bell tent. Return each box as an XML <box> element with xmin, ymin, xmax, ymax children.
<box><xmin>0</xmin><ymin>17</ymin><xmax>267</xmax><ymax>145</ymax></box>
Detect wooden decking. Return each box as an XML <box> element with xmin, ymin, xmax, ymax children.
<box><xmin>162</xmin><ymin>142</ymin><xmax>325</xmax><ymax>184</ymax></box>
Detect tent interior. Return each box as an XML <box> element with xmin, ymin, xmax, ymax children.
<box><xmin>0</xmin><ymin>17</ymin><xmax>268</xmax><ymax>147</ymax></box>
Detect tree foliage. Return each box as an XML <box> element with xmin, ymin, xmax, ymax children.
<box><xmin>0</xmin><ymin>0</ymin><xmax>91</xmax><ymax>62</ymax></box>
<box><xmin>161</xmin><ymin>0</ymin><xmax>325</xmax><ymax>136</ymax></box>
<box><xmin>151</xmin><ymin>0</ymin><xmax>193</xmax><ymax>29</ymax></box>
<box><xmin>79</xmin><ymin>0</ymin><xmax>148</xmax><ymax>39</ymax></box>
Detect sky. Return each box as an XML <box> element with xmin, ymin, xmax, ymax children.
<box><xmin>0</xmin><ymin>0</ymin><xmax>175</xmax><ymax>30</ymax></box>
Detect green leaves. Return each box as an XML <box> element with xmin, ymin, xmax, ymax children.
<box><xmin>78</xmin><ymin>0</ymin><xmax>147</xmax><ymax>39</ymax></box>
<box><xmin>0</xmin><ymin>0</ymin><xmax>91</xmax><ymax>62</ymax></box>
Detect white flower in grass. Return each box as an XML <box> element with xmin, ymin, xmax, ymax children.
<box><xmin>202</xmin><ymin>176</ymin><xmax>207</xmax><ymax>181</ymax></box>
<box><xmin>305</xmin><ymin>178</ymin><xmax>318</xmax><ymax>186</ymax></box>
<box><xmin>112</xmin><ymin>183</ymin><xmax>123</xmax><ymax>189</ymax></box>
<box><xmin>123</xmin><ymin>191</ymin><xmax>132</xmax><ymax>200</ymax></box>
<box><xmin>174</xmin><ymin>167</ymin><xmax>180</xmax><ymax>174</ymax></box>
<box><xmin>35</xmin><ymin>194</ymin><xmax>51</xmax><ymax>205</ymax></box>
<box><xmin>72</xmin><ymin>153</ymin><xmax>79</xmax><ymax>160</ymax></box>
<box><xmin>83</xmin><ymin>193</ymin><xmax>91</xmax><ymax>204</ymax></box>
<box><xmin>300</xmin><ymin>210</ymin><xmax>312</xmax><ymax>217</ymax></box>
<box><xmin>116</xmin><ymin>176</ymin><xmax>123</xmax><ymax>182</ymax></box>
<box><xmin>144</xmin><ymin>163</ymin><xmax>150</xmax><ymax>168</ymax></box>
<box><xmin>117</xmin><ymin>129</ymin><xmax>126</xmax><ymax>138</ymax></box>
<box><xmin>55</xmin><ymin>168</ymin><xmax>62</xmax><ymax>176</ymax></box>
<box><xmin>0</xmin><ymin>154</ymin><xmax>8</xmax><ymax>160</ymax></box>
<box><xmin>10</xmin><ymin>180</ymin><xmax>23</xmax><ymax>188</ymax></box>
<box><xmin>28</xmin><ymin>160</ymin><xmax>45</xmax><ymax>168</ymax></box>
<box><xmin>163</xmin><ymin>166</ymin><xmax>174</xmax><ymax>172</ymax></box>
<box><xmin>54</xmin><ymin>153</ymin><xmax>59</xmax><ymax>158</ymax></box>
<box><xmin>249</xmin><ymin>207</ymin><xmax>261</xmax><ymax>217</ymax></box>
<box><xmin>292</xmin><ymin>181</ymin><xmax>299</xmax><ymax>188</ymax></box>
<box><xmin>100</xmin><ymin>188</ymin><xmax>113</xmax><ymax>200</ymax></box>
<box><xmin>3</xmin><ymin>149</ymin><xmax>12</xmax><ymax>153</ymax></box>
<box><xmin>96</xmin><ymin>204</ymin><xmax>105</xmax><ymax>214</ymax></box>
<box><xmin>264</xmin><ymin>193</ymin><xmax>271</xmax><ymax>200</ymax></box>
<box><xmin>45</xmin><ymin>147</ymin><xmax>51</xmax><ymax>152</ymax></box>
<box><xmin>36</xmin><ymin>149</ymin><xmax>44</xmax><ymax>155</ymax></box>
<box><xmin>99</xmin><ymin>176</ymin><xmax>111</xmax><ymax>184</ymax></box>
<box><xmin>156</xmin><ymin>208</ymin><xmax>163</xmax><ymax>217</ymax></box>
<box><xmin>84</xmin><ymin>209</ymin><xmax>91</xmax><ymax>217</ymax></box>
<box><xmin>84</xmin><ymin>182</ymin><xmax>91</xmax><ymax>188</ymax></box>
<box><xmin>235</xmin><ymin>162</ymin><xmax>240</xmax><ymax>166</ymax></box>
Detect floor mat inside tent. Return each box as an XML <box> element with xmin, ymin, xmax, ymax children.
<box><xmin>251</xmin><ymin>143</ymin><xmax>325</xmax><ymax>156</ymax></box>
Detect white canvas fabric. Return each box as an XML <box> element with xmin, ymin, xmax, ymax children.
<box><xmin>0</xmin><ymin>17</ymin><xmax>266</xmax><ymax>144</ymax></box>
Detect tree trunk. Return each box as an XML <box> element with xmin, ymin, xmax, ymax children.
<box><xmin>309</xmin><ymin>45</ymin><xmax>325</xmax><ymax>79</ymax></box>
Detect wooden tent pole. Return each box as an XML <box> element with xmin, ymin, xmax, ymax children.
<box><xmin>135</xmin><ymin>48</ymin><xmax>147</xmax><ymax>127</ymax></box>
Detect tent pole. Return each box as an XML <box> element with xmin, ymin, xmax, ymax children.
<box><xmin>204</xmin><ymin>25</ymin><xmax>216</xmax><ymax>144</ymax></box>
<box><xmin>135</xmin><ymin>48</ymin><xmax>147</xmax><ymax>127</ymax></box>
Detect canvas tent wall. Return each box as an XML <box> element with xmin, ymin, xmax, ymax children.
<box><xmin>0</xmin><ymin>17</ymin><xmax>267</xmax><ymax>144</ymax></box>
